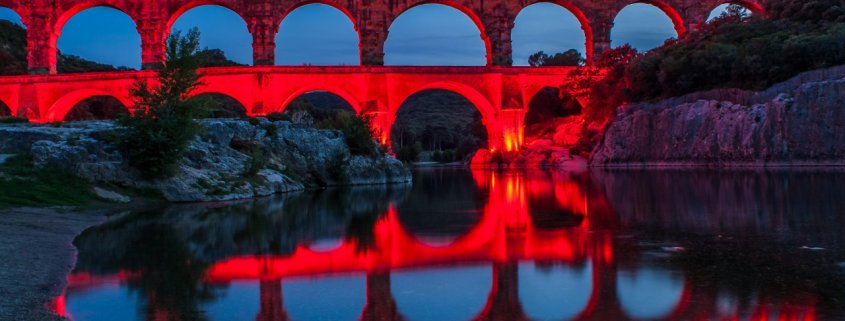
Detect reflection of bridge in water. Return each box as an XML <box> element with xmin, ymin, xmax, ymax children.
<box><xmin>54</xmin><ymin>170</ymin><xmax>820</xmax><ymax>321</ymax></box>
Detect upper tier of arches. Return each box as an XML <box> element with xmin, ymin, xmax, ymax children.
<box><xmin>1</xmin><ymin>0</ymin><xmax>769</xmax><ymax>73</ymax></box>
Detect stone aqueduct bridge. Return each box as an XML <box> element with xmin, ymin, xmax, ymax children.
<box><xmin>0</xmin><ymin>0</ymin><xmax>769</xmax><ymax>150</ymax></box>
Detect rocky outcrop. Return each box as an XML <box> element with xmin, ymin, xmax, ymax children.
<box><xmin>591</xmin><ymin>67</ymin><xmax>845</xmax><ymax>166</ymax></box>
<box><xmin>0</xmin><ymin>119</ymin><xmax>410</xmax><ymax>202</ymax></box>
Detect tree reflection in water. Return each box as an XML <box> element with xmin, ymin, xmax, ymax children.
<box><xmin>56</xmin><ymin>169</ymin><xmax>845</xmax><ymax>321</ymax></box>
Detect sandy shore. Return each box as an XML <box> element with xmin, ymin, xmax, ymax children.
<box><xmin>0</xmin><ymin>208</ymin><xmax>106</xmax><ymax>321</ymax></box>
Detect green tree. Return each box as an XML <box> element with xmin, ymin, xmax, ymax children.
<box><xmin>528</xmin><ymin>49</ymin><xmax>584</xmax><ymax>67</ymax></box>
<box><xmin>117</xmin><ymin>28</ymin><xmax>208</xmax><ymax>179</ymax></box>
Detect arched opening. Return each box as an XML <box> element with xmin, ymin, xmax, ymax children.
<box><xmin>611</xmin><ymin>2</ymin><xmax>681</xmax><ymax>51</ymax></box>
<box><xmin>0</xmin><ymin>99</ymin><xmax>11</xmax><ymax>117</ymax></box>
<box><xmin>519</xmin><ymin>261</ymin><xmax>593</xmax><ymax>321</ymax></box>
<box><xmin>392</xmin><ymin>265</ymin><xmax>492</xmax><ymax>321</ymax></box>
<box><xmin>524</xmin><ymin>87</ymin><xmax>584</xmax><ymax>146</ymax></box>
<box><xmin>385</xmin><ymin>3</ymin><xmax>489</xmax><ymax>66</ymax></box>
<box><xmin>282</xmin><ymin>275</ymin><xmax>367</xmax><ymax>321</ymax></box>
<box><xmin>391</xmin><ymin>89</ymin><xmax>489</xmax><ymax>163</ymax></box>
<box><xmin>64</xmin><ymin>96</ymin><xmax>130</xmax><ymax>121</ymax></box>
<box><xmin>618</xmin><ymin>267</ymin><xmax>686</xmax><ymax>320</ymax></box>
<box><xmin>56</xmin><ymin>6</ymin><xmax>141</xmax><ymax>72</ymax></box>
<box><xmin>0</xmin><ymin>7</ymin><xmax>26</xmax><ymax>75</ymax></box>
<box><xmin>276</xmin><ymin>3</ymin><xmax>360</xmax><ymax>66</ymax></box>
<box><xmin>396</xmin><ymin>169</ymin><xmax>485</xmax><ymax>246</ymax></box>
<box><xmin>200</xmin><ymin>282</ymin><xmax>260</xmax><ymax>320</ymax></box>
<box><xmin>280</xmin><ymin>91</ymin><xmax>357</xmax><ymax>125</ymax></box>
<box><xmin>707</xmin><ymin>3</ymin><xmax>755</xmax><ymax>22</ymax></box>
<box><xmin>188</xmin><ymin>93</ymin><xmax>247</xmax><ymax>118</ymax></box>
<box><xmin>512</xmin><ymin>2</ymin><xmax>589</xmax><ymax>66</ymax></box>
<box><xmin>170</xmin><ymin>5</ymin><xmax>251</xmax><ymax>66</ymax></box>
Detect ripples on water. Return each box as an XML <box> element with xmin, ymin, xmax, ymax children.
<box><xmin>52</xmin><ymin>168</ymin><xmax>845</xmax><ymax>321</ymax></box>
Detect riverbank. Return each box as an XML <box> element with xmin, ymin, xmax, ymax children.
<box><xmin>0</xmin><ymin>208</ymin><xmax>108</xmax><ymax>321</ymax></box>
<box><xmin>0</xmin><ymin>118</ymin><xmax>411</xmax><ymax>203</ymax></box>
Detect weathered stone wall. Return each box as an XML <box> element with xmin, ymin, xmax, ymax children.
<box><xmin>591</xmin><ymin>67</ymin><xmax>845</xmax><ymax>166</ymax></box>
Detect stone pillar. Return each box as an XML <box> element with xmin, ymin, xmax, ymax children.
<box><xmin>138</xmin><ymin>19</ymin><xmax>167</xmax><ymax>70</ymax></box>
<box><xmin>249</xmin><ymin>15</ymin><xmax>278</xmax><ymax>66</ymax></box>
<box><xmin>358</xmin><ymin>6</ymin><xmax>389</xmax><ymax>66</ymax></box>
<box><xmin>681</xmin><ymin>6</ymin><xmax>710</xmax><ymax>34</ymax></box>
<box><xmin>26</xmin><ymin>7</ymin><xmax>57</xmax><ymax>74</ymax></box>
<box><xmin>588</xmin><ymin>15</ymin><xmax>615</xmax><ymax>65</ymax></box>
<box><xmin>485</xmin><ymin>14</ymin><xmax>514</xmax><ymax>67</ymax></box>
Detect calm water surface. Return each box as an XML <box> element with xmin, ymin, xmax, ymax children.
<box><xmin>53</xmin><ymin>168</ymin><xmax>845</xmax><ymax>321</ymax></box>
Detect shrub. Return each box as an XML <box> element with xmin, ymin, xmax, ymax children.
<box><xmin>395</xmin><ymin>142</ymin><xmax>422</xmax><ymax>163</ymax></box>
<box><xmin>0</xmin><ymin>116</ymin><xmax>28</xmax><ymax>124</ymax></box>
<box><xmin>318</xmin><ymin>111</ymin><xmax>380</xmax><ymax>157</ymax></box>
<box><xmin>266</xmin><ymin>112</ymin><xmax>291</xmax><ymax>122</ymax></box>
<box><xmin>117</xmin><ymin>29</ymin><xmax>207</xmax><ymax>179</ymax></box>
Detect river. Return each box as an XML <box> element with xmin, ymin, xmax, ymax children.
<box><xmin>52</xmin><ymin>168</ymin><xmax>845</xmax><ymax>321</ymax></box>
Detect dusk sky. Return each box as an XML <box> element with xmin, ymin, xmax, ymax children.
<box><xmin>0</xmin><ymin>3</ymin><xmax>734</xmax><ymax>69</ymax></box>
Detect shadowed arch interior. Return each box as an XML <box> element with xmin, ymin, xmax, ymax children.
<box><xmin>281</xmin><ymin>91</ymin><xmax>357</xmax><ymax>124</ymax></box>
<box><xmin>275</xmin><ymin>3</ymin><xmax>361</xmax><ymax>66</ymax></box>
<box><xmin>0</xmin><ymin>7</ymin><xmax>26</xmax><ymax>75</ymax></box>
<box><xmin>512</xmin><ymin>1</ymin><xmax>591</xmax><ymax>65</ymax></box>
<box><xmin>188</xmin><ymin>93</ymin><xmax>247</xmax><ymax>118</ymax></box>
<box><xmin>64</xmin><ymin>95</ymin><xmax>129</xmax><ymax>121</ymax></box>
<box><xmin>385</xmin><ymin>2</ymin><xmax>490</xmax><ymax>66</ymax></box>
<box><xmin>707</xmin><ymin>2</ymin><xmax>759</xmax><ymax>21</ymax></box>
<box><xmin>391</xmin><ymin>89</ymin><xmax>489</xmax><ymax>163</ymax></box>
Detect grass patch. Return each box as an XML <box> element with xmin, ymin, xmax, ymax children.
<box><xmin>0</xmin><ymin>154</ymin><xmax>98</xmax><ymax>208</ymax></box>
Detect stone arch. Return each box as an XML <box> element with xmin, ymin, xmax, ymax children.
<box><xmin>515</xmin><ymin>1</ymin><xmax>594</xmax><ymax>65</ymax></box>
<box><xmin>46</xmin><ymin>89</ymin><xmax>132</xmax><ymax>122</ymax></box>
<box><xmin>278</xmin><ymin>87</ymin><xmax>361</xmax><ymax>114</ymax></box>
<box><xmin>392</xmin><ymin>83</ymin><xmax>498</xmax><ymax>153</ymax></box>
<box><xmin>64</xmin><ymin>95</ymin><xmax>130</xmax><ymax>121</ymax></box>
<box><xmin>52</xmin><ymin>3</ymin><xmax>142</xmax><ymax>70</ymax></box>
<box><xmin>387</xmin><ymin>1</ymin><xmax>492</xmax><ymax>66</ymax></box>
<box><xmin>167</xmin><ymin>3</ymin><xmax>252</xmax><ymax>65</ymax></box>
<box><xmin>166</xmin><ymin>0</ymin><xmax>245</xmax><ymax>32</ymax></box>
<box><xmin>707</xmin><ymin>1</ymin><xmax>765</xmax><ymax>18</ymax></box>
<box><xmin>275</xmin><ymin>1</ymin><xmax>362</xmax><ymax>65</ymax></box>
<box><xmin>618</xmin><ymin>0</ymin><xmax>686</xmax><ymax>36</ymax></box>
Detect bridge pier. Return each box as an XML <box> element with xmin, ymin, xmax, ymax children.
<box><xmin>249</xmin><ymin>13</ymin><xmax>279</xmax><ymax>66</ymax></box>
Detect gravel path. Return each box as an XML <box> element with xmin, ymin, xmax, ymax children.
<box><xmin>0</xmin><ymin>208</ymin><xmax>105</xmax><ymax>321</ymax></box>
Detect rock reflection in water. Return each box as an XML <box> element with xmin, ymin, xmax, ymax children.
<box><xmin>53</xmin><ymin>169</ymin><xmax>845</xmax><ymax>321</ymax></box>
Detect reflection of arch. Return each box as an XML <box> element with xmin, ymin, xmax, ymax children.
<box><xmin>47</xmin><ymin>89</ymin><xmax>132</xmax><ymax>121</ymax></box>
<box><xmin>618</xmin><ymin>1</ymin><xmax>686</xmax><ymax>36</ymax></box>
<box><xmin>519</xmin><ymin>261</ymin><xmax>594</xmax><ymax>321</ymax></box>
<box><xmin>283</xmin><ymin>274</ymin><xmax>367</xmax><ymax>321</ymax></box>
<box><xmin>617</xmin><ymin>268</ymin><xmax>691</xmax><ymax>320</ymax></box>
<box><xmin>389</xmin><ymin>1</ymin><xmax>492</xmax><ymax>66</ymax></box>
<box><xmin>278</xmin><ymin>88</ymin><xmax>361</xmax><ymax>114</ymax></box>
<box><xmin>166</xmin><ymin>1</ymin><xmax>246</xmax><ymax>32</ymax></box>
<box><xmin>392</xmin><ymin>265</ymin><xmax>493</xmax><ymax>321</ymax></box>
<box><xmin>276</xmin><ymin>2</ymin><xmax>362</xmax><ymax>65</ymax></box>
<box><xmin>0</xmin><ymin>99</ymin><xmax>11</xmax><ymax>117</ymax></box>
<box><xmin>517</xmin><ymin>1</ymin><xmax>594</xmax><ymax>65</ymax></box>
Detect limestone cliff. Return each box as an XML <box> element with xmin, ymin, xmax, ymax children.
<box><xmin>0</xmin><ymin>119</ymin><xmax>411</xmax><ymax>202</ymax></box>
<box><xmin>591</xmin><ymin>66</ymin><xmax>845</xmax><ymax>166</ymax></box>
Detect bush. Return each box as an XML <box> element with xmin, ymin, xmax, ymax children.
<box><xmin>117</xmin><ymin>29</ymin><xmax>207</xmax><ymax>179</ymax></box>
<box><xmin>0</xmin><ymin>154</ymin><xmax>98</xmax><ymax>208</ymax></box>
<box><xmin>266</xmin><ymin>112</ymin><xmax>291</xmax><ymax>122</ymax></box>
<box><xmin>318</xmin><ymin>111</ymin><xmax>380</xmax><ymax>157</ymax></box>
<box><xmin>395</xmin><ymin>142</ymin><xmax>422</xmax><ymax>163</ymax></box>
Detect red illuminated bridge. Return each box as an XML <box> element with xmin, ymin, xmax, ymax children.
<box><xmin>0</xmin><ymin>0</ymin><xmax>770</xmax><ymax>151</ymax></box>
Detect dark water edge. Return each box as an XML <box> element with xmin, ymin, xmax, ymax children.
<box><xmin>52</xmin><ymin>168</ymin><xmax>845</xmax><ymax>321</ymax></box>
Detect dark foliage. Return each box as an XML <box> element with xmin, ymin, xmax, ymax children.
<box><xmin>528</xmin><ymin>49</ymin><xmax>585</xmax><ymax>67</ymax></box>
<box><xmin>64</xmin><ymin>96</ymin><xmax>130</xmax><ymax>121</ymax></box>
<box><xmin>318</xmin><ymin>111</ymin><xmax>381</xmax><ymax>157</ymax></box>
